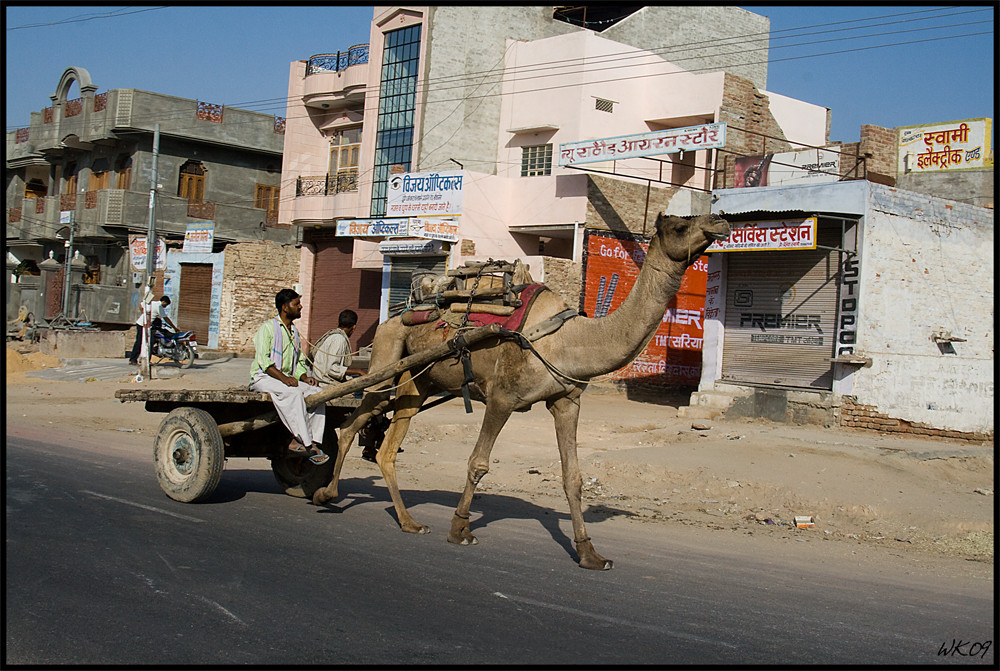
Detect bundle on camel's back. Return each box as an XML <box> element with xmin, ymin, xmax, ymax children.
<box><xmin>314</xmin><ymin>212</ymin><xmax>730</xmax><ymax>569</ymax></box>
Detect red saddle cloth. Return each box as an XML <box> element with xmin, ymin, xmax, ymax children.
<box><xmin>437</xmin><ymin>283</ymin><xmax>548</xmax><ymax>333</ymax></box>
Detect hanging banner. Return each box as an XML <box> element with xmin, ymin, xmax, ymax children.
<box><xmin>897</xmin><ymin>118</ymin><xmax>992</xmax><ymax>173</ymax></box>
<box><xmin>735</xmin><ymin>149</ymin><xmax>841</xmax><ymax>188</ymax></box>
<box><xmin>386</xmin><ymin>170</ymin><xmax>464</xmax><ymax>217</ymax></box>
<box><xmin>559</xmin><ymin>123</ymin><xmax>726</xmax><ymax>166</ymax></box>
<box><xmin>706</xmin><ymin>218</ymin><xmax>817</xmax><ymax>252</ymax></box>
<box><xmin>129</xmin><ymin>236</ymin><xmax>166</xmax><ymax>270</ymax></box>
<box><xmin>182</xmin><ymin>222</ymin><xmax>214</xmax><ymax>253</ymax></box>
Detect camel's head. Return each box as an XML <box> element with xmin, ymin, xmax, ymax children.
<box><xmin>651</xmin><ymin>212</ymin><xmax>730</xmax><ymax>265</ymax></box>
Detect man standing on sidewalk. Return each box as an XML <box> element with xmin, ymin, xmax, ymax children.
<box><xmin>249</xmin><ymin>288</ymin><xmax>328</xmax><ymax>465</ymax></box>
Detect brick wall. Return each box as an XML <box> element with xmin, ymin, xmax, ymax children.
<box><xmin>717</xmin><ymin>73</ymin><xmax>793</xmax><ymax>188</ymax></box>
<box><xmin>585</xmin><ymin>174</ymin><xmax>676</xmax><ymax>235</ymax></box>
<box><xmin>840</xmin><ymin>396</ymin><xmax>992</xmax><ymax>442</ymax></box>
<box><xmin>540</xmin><ymin>256</ymin><xmax>581</xmax><ymax>311</ymax></box>
<box><xmin>217</xmin><ymin>241</ymin><xmax>301</xmax><ymax>352</ymax></box>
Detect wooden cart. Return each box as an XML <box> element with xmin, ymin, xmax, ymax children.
<box><xmin>115</xmin><ymin>324</ymin><xmax>501</xmax><ymax>503</ymax></box>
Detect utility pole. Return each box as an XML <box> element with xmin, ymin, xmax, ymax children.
<box><xmin>140</xmin><ymin>124</ymin><xmax>161</xmax><ymax>380</ymax></box>
<box><xmin>61</xmin><ymin>209</ymin><xmax>76</xmax><ymax>319</ymax></box>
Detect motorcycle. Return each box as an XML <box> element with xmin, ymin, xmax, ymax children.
<box><xmin>150</xmin><ymin>319</ymin><xmax>199</xmax><ymax>368</ymax></box>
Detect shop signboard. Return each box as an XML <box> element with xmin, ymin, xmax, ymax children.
<box><xmin>582</xmin><ymin>230</ymin><xmax>707</xmax><ymax>386</ymax></box>
<box><xmin>408</xmin><ymin>217</ymin><xmax>459</xmax><ymax>242</ymax></box>
<box><xmin>706</xmin><ymin>218</ymin><xmax>817</xmax><ymax>252</ymax></box>
<box><xmin>897</xmin><ymin>117</ymin><xmax>992</xmax><ymax>173</ymax></box>
<box><xmin>386</xmin><ymin>170</ymin><xmax>464</xmax><ymax>217</ymax></box>
<box><xmin>559</xmin><ymin>123</ymin><xmax>726</xmax><ymax>166</ymax></box>
<box><xmin>129</xmin><ymin>236</ymin><xmax>166</xmax><ymax>270</ymax></box>
<box><xmin>336</xmin><ymin>218</ymin><xmax>409</xmax><ymax>237</ymax></box>
<box><xmin>182</xmin><ymin>222</ymin><xmax>214</xmax><ymax>253</ymax></box>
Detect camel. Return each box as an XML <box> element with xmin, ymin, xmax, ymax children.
<box><xmin>313</xmin><ymin>212</ymin><xmax>730</xmax><ymax>569</ymax></box>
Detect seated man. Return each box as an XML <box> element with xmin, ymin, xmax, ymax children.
<box><xmin>309</xmin><ymin>309</ymin><xmax>358</xmax><ymax>385</ymax></box>
<box><xmin>249</xmin><ymin>288</ymin><xmax>328</xmax><ymax>465</ymax></box>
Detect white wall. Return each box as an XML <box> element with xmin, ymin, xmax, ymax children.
<box><xmin>851</xmin><ymin>186</ymin><xmax>994</xmax><ymax>433</ymax></box>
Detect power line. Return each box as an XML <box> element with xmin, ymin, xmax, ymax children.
<box><xmin>7</xmin><ymin>6</ymin><xmax>990</xmax><ymax>131</ymax></box>
<box><xmin>5</xmin><ymin>6</ymin><xmax>169</xmax><ymax>31</ymax></box>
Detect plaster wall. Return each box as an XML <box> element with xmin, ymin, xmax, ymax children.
<box><xmin>852</xmin><ymin>185</ymin><xmax>994</xmax><ymax>433</ymax></box>
<box><xmin>763</xmin><ymin>90</ymin><xmax>830</xmax><ymax>147</ymax></box>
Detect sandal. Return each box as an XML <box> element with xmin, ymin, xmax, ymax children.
<box><xmin>287</xmin><ymin>440</ymin><xmax>308</xmax><ymax>456</ymax></box>
<box><xmin>308</xmin><ymin>446</ymin><xmax>329</xmax><ymax>466</ymax></box>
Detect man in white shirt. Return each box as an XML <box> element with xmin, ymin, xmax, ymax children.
<box><xmin>129</xmin><ymin>293</ymin><xmax>177</xmax><ymax>365</ymax></box>
<box><xmin>310</xmin><ymin>309</ymin><xmax>357</xmax><ymax>384</ymax></box>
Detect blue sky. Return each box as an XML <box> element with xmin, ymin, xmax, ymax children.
<box><xmin>5</xmin><ymin>5</ymin><xmax>995</xmax><ymax>143</ymax></box>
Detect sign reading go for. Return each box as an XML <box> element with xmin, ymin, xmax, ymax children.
<box><xmin>706</xmin><ymin>218</ymin><xmax>817</xmax><ymax>252</ymax></box>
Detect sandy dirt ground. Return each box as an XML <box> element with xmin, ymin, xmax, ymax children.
<box><xmin>6</xmin><ymin>344</ymin><xmax>993</xmax><ymax>567</ymax></box>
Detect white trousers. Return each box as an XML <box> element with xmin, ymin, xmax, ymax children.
<box><xmin>250</xmin><ymin>373</ymin><xmax>326</xmax><ymax>446</ymax></box>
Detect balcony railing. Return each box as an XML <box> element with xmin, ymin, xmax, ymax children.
<box><xmin>94</xmin><ymin>92</ymin><xmax>108</xmax><ymax>112</ymax></box>
<box><xmin>16</xmin><ymin>128</ymin><xmax>29</xmax><ymax>143</ymax></box>
<box><xmin>65</xmin><ymin>97</ymin><xmax>83</xmax><ymax>117</ymax></box>
<box><xmin>196</xmin><ymin>101</ymin><xmax>224</xmax><ymax>123</ymax></box>
<box><xmin>9</xmin><ymin>207</ymin><xmax>21</xmax><ymax>223</ymax></box>
<box><xmin>306</xmin><ymin>45</ymin><xmax>369</xmax><ymax>75</ymax></box>
<box><xmin>85</xmin><ymin>191</ymin><xmax>98</xmax><ymax>209</ymax></box>
<box><xmin>35</xmin><ymin>198</ymin><xmax>45</xmax><ymax>214</ymax></box>
<box><xmin>187</xmin><ymin>200</ymin><xmax>216</xmax><ymax>219</ymax></box>
<box><xmin>295</xmin><ymin>171</ymin><xmax>359</xmax><ymax>196</ymax></box>
<box><xmin>60</xmin><ymin>194</ymin><xmax>77</xmax><ymax>211</ymax></box>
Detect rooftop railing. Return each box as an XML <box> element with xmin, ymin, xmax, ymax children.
<box><xmin>306</xmin><ymin>45</ymin><xmax>369</xmax><ymax>75</ymax></box>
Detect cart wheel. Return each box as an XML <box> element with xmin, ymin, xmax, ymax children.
<box><xmin>153</xmin><ymin>407</ymin><xmax>225</xmax><ymax>502</ymax></box>
<box><xmin>271</xmin><ymin>453</ymin><xmax>335</xmax><ymax>498</ymax></box>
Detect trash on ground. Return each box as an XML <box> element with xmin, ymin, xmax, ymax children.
<box><xmin>116</xmin><ymin>427</ymin><xmax>135</xmax><ymax>432</ymax></box>
<box><xmin>794</xmin><ymin>515</ymin><xmax>815</xmax><ymax>528</ymax></box>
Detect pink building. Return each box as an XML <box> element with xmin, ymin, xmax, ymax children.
<box><xmin>278</xmin><ymin>6</ymin><xmax>830</xmax><ymax>363</ymax></box>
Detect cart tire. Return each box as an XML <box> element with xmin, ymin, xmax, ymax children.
<box><xmin>177</xmin><ymin>344</ymin><xmax>195</xmax><ymax>369</ymax></box>
<box><xmin>271</xmin><ymin>453</ymin><xmax>335</xmax><ymax>498</ymax></box>
<box><xmin>153</xmin><ymin>407</ymin><xmax>225</xmax><ymax>502</ymax></box>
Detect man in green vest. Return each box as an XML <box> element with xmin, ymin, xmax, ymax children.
<box><xmin>249</xmin><ymin>288</ymin><xmax>328</xmax><ymax>465</ymax></box>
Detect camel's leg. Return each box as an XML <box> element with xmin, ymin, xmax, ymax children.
<box><xmin>448</xmin><ymin>398</ymin><xmax>514</xmax><ymax>546</ymax></box>
<box><xmin>373</xmin><ymin>370</ymin><xmax>431</xmax><ymax>534</ymax></box>
<box><xmin>313</xmin><ymin>388</ymin><xmax>391</xmax><ymax>505</ymax></box>
<box><xmin>314</xmin><ymin>326</ymin><xmax>407</xmax><ymax>506</ymax></box>
<box><xmin>547</xmin><ymin>394</ymin><xmax>612</xmax><ymax>570</ymax></box>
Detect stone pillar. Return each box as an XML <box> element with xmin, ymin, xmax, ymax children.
<box><xmin>39</xmin><ymin>252</ymin><xmax>63</xmax><ymax>321</ymax></box>
<box><xmin>69</xmin><ymin>250</ymin><xmax>88</xmax><ymax>319</ymax></box>
<box><xmin>6</xmin><ymin>258</ymin><xmax>18</xmax><ymax>322</ymax></box>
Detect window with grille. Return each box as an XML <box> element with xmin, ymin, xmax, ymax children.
<box><xmin>521</xmin><ymin>144</ymin><xmax>552</xmax><ymax>177</ymax></box>
<box><xmin>255</xmin><ymin>184</ymin><xmax>280</xmax><ymax>211</ymax></box>
<box><xmin>595</xmin><ymin>98</ymin><xmax>614</xmax><ymax>113</ymax></box>
<box><xmin>370</xmin><ymin>24</ymin><xmax>421</xmax><ymax>217</ymax></box>
<box><xmin>178</xmin><ymin>160</ymin><xmax>206</xmax><ymax>202</ymax></box>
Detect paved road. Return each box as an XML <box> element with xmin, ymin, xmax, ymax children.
<box><xmin>5</xmin><ymin>430</ymin><xmax>993</xmax><ymax>666</ymax></box>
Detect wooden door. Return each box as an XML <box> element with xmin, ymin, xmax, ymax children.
<box><xmin>177</xmin><ymin>263</ymin><xmax>212</xmax><ymax>345</ymax></box>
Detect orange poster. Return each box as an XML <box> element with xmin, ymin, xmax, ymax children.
<box><xmin>582</xmin><ymin>231</ymin><xmax>707</xmax><ymax>386</ymax></box>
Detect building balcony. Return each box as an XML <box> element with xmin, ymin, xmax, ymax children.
<box><xmin>288</xmin><ymin>172</ymin><xmax>363</xmax><ymax>225</ymax></box>
<box><xmin>303</xmin><ymin>46</ymin><xmax>369</xmax><ymax>111</ymax></box>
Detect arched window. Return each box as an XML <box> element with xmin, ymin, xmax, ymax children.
<box><xmin>116</xmin><ymin>155</ymin><xmax>132</xmax><ymax>189</ymax></box>
<box><xmin>178</xmin><ymin>160</ymin><xmax>206</xmax><ymax>202</ymax></box>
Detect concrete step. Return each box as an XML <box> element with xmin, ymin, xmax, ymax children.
<box><xmin>676</xmin><ymin>405</ymin><xmax>722</xmax><ymax>420</ymax></box>
<box><xmin>688</xmin><ymin>389</ymin><xmax>738</xmax><ymax>411</ymax></box>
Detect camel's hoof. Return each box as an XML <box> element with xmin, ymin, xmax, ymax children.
<box><xmin>402</xmin><ymin>524</ymin><xmax>430</xmax><ymax>535</ymax></box>
<box><xmin>447</xmin><ymin>534</ymin><xmax>478</xmax><ymax>546</ymax></box>
<box><xmin>579</xmin><ymin>557</ymin><xmax>613</xmax><ymax>570</ymax></box>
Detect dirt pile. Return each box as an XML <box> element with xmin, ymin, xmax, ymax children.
<box><xmin>6</xmin><ymin>348</ymin><xmax>63</xmax><ymax>380</ymax></box>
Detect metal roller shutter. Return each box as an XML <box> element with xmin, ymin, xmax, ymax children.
<box><xmin>387</xmin><ymin>256</ymin><xmax>447</xmax><ymax>313</ymax></box>
<box><xmin>177</xmin><ymin>263</ymin><xmax>213</xmax><ymax>345</ymax></box>
<box><xmin>309</xmin><ymin>237</ymin><xmax>382</xmax><ymax>347</ymax></box>
<box><xmin>722</xmin><ymin>225</ymin><xmax>839</xmax><ymax>389</ymax></box>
